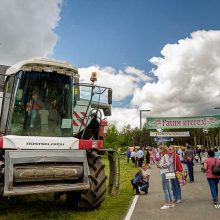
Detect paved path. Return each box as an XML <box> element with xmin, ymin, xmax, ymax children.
<box><xmin>129</xmin><ymin>164</ymin><xmax>220</xmax><ymax>220</ymax></box>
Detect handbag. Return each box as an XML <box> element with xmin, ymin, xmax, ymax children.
<box><xmin>165</xmin><ymin>172</ymin><xmax>176</xmax><ymax>179</ymax></box>
<box><xmin>212</xmin><ymin>159</ymin><xmax>220</xmax><ymax>176</ymax></box>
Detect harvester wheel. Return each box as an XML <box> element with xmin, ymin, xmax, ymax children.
<box><xmin>0</xmin><ymin>180</ymin><xmax>3</xmax><ymax>197</ymax></box>
<box><xmin>78</xmin><ymin>152</ymin><xmax>107</xmax><ymax>209</ymax></box>
<box><xmin>66</xmin><ymin>151</ymin><xmax>107</xmax><ymax>210</ymax></box>
<box><xmin>66</xmin><ymin>191</ymin><xmax>81</xmax><ymax>209</ymax></box>
<box><xmin>0</xmin><ymin>161</ymin><xmax>3</xmax><ymax>197</ymax></box>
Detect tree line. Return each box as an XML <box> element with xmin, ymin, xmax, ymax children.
<box><xmin>104</xmin><ymin>125</ymin><xmax>220</xmax><ymax>151</ymax></box>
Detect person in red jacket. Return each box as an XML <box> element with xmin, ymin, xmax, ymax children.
<box><xmin>168</xmin><ymin>145</ymin><xmax>183</xmax><ymax>204</ymax></box>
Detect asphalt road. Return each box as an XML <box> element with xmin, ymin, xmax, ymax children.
<box><xmin>129</xmin><ymin>163</ymin><xmax>220</xmax><ymax>220</ymax></box>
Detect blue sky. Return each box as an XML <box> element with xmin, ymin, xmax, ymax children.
<box><xmin>54</xmin><ymin>0</ymin><xmax>220</xmax><ymax>71</ymax></box>
<box><xmin>2</xmin><ymin>0</ymin><xmax>220</xmax><ymax>129</ymax></box>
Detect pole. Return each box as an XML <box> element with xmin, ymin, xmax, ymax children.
<box><xmin>139</xmin><ymin>110</ymin><xmax>151</xmax><ymax>130</ymax></box>
<box><xmin>140</xmin><ymin>110</ymin><xmax>142</xmax><ymax>129</ymax></box>
<box><xmin>214</xmin><ymin>107</ymin><xmax>220</xmax><ymax>147</ymax></box>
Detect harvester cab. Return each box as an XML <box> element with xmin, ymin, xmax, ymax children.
<box><xmin>0</xmin><ymin>58</ymin><xmax>119</xmax><ymax>210</ymax></box>
<box><xmin>72</xmin><ymin>82</ymin><xmax>112</xmax><ymax>138</ymax></box>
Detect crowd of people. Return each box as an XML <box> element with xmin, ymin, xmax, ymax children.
<box><xmin>128</xmin><ymin>145</ymin><xmax>220</xmax><ymax>209</ymax></box>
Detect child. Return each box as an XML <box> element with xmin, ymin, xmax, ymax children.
<box><xmin>131</xmin><ymin>163</ymin><xmax>150</xmax><ymax>195</ymax></box>
<box><xmin>200</xmin><ymin>149</ymin><xmax>208</xmax><ymax>172</ymax></box>
<box><xmin>154</xmin><ymin>149</ymin><xmax>160</xmax><ymax>163</ymax></box>
<box><xmin>195</xmin><ymin>154</ymin><xmax>199</xmax><ymax>163</ymax></box>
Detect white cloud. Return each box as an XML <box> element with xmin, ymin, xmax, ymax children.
<box><xmin>2</xmin><ymin>3</ymin><xmax>219</xmax><ymax>132</ymax></box>
<box><xmin>79</xmin><ymin>65</ymin><xmax>151</xmax><ymax>101</ymax></box>
<box><xmin>124</xmin><ymin>66</ymin><xmax>150</xmax><ymax>82</ymax></box>
<box><xmin>132</xmin><ymin>30</ymin><xmax>220</xmax><ymax>118</ymax></box>
<box><xmin>108</xmin><ymin>108</ymin><xmax>140</xmax><ymax>130</ymax></box>
<box><xmin>80</xmin><ymin>30</ymin><xmax>220</xmax><ymax>130</ymax></box>
<box><xmin>0</xmin><ymin>0</ymin><xmax>62</xmax><ymax>65</ymax></box>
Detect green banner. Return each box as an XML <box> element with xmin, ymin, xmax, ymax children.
<box><xmin>146</xmin><ymin>115</ymin><xmax>220</xmax><ymax>129</ymax></box>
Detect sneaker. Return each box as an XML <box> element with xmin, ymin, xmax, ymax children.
<box><xmin>169</xmin><ymin>203</ymin><xmax>175</xmax><ymax>208</ymax></box>
<box><xmin>140</xmin><ymin>191</ymin><xmax>145</xmax><ymax>195</ymax></box>
<box><xmin>160</xmin><ymin>205</ymin><xmax>170</xmax><ymax>210</ymax></box>
<box><xmin>135</xmin><ymin>190</ymin><xmax>140</xmax><ymax>195</ymax></box>
<box><xmin>213</xmin><ymin>200</ymin><xmax>218</xmax><ymax>205</ymax></box>
<box><xmin>176</xmin><ymin>199</ymin><xmax>182</xmax><ymax>204</ymax></box>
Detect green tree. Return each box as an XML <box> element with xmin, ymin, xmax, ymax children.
<box><xmin>104</xmin><ymin>124</ymin><xmax>119</xmax><ymax>150</ymax></box>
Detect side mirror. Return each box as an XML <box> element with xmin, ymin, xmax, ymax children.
<box><xmin>108</xmin><ymin>88</ymin><xmax>112</xmax><ymax>104</ymax></box>
<box><xmin>74</xmin><ymin>85</ymin><xmax>80</xmax><ymax>101</ymax></box>
<box><xmin>103</xmin><ymin>106</ymin><xmax>111</xmax><ymax>116</ymax></box>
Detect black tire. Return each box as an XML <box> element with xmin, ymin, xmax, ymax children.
<box><xmin>66</xmin><ymin>151</ymin><xmax>107</xmax><ymax>210</ymax></box>
<box><xmin>0</xmin><ymin>180</ymin><xmax>3</xmax><ymax>197</ymax></box>
<box><xmin>0</xmin><ymin>154</ymin><xmax>4</xmax><ymax>197</ymax></box>
<box><xmin>66</xmin><ymin>191</ymin><xmax>81</xmax><ymax>209</ymax></box>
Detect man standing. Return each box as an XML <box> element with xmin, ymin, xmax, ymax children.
<box><xmin>126</xmin><ymin>147</ymin><xmax>131</xmax><ymax>163</ymax></box>
<box><xmin>177</xmin><ymin>147</ymin><xmax>183</xmax><ymax>161</ymax></box>
<box><xmin>145</xmin><ymin>148</ymin><xmax>150</xmax><ymax>164</ymax></box>
<box><xmin>184</xmin><ymin>145</ymin><xmax>194</xmax><ymax>160</ymax></box>
<box><xmin>137</xmin><ymin>147</ymin><xmax>144</xmax><ymax>167</ymax></box>
<box><xmin>182</xmin><ymin>157</ymin><xmax>194</xmax><ymax>182</ymax></box>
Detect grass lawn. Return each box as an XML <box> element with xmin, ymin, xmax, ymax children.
<box><xmin>0</xmin><ymin>155</ymin><xmax>137</xmax><ymax>220</ymax></box>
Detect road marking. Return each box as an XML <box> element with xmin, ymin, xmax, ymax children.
<box><xmin>124</xmin><ymin>195</ymin><xmax>139</xmax><ymax>220</ymax></box>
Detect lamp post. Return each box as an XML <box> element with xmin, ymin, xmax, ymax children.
<box><xmin>202</xmin><ymin>129</ymin><xmax>208</xmax><ymax>148</ymax></box>
<box><xmin>214</xmin><ymin>107</ymin><xmax>220</xmax><ymax>146</ymax></box>
<box><xmin>139</xmin><ymin>109</ymin><xmax>151</xmax><ymax>130</ymax></box>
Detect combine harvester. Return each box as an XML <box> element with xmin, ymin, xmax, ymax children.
<box><xmin>0</xmin><ymin>58</ymin><xmax>119</xmax><ymax>209</ymax></box>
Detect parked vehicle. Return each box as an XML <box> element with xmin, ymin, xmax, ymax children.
<box><xmin>0</xmin><ymin>58</ymin><xmax>119</xmax><ymax>209</ymax></box>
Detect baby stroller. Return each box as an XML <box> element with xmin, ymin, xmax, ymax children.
<box><xmin>184</xmin><ymin>166</ymin><xmax>188</xmax><ymax>180</ymax></box>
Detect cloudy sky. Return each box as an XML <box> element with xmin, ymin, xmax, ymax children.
<box><xmin>1</xmin><ymin>0</ymin><xmax>220</xmax><ymax>130</ymax></box>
